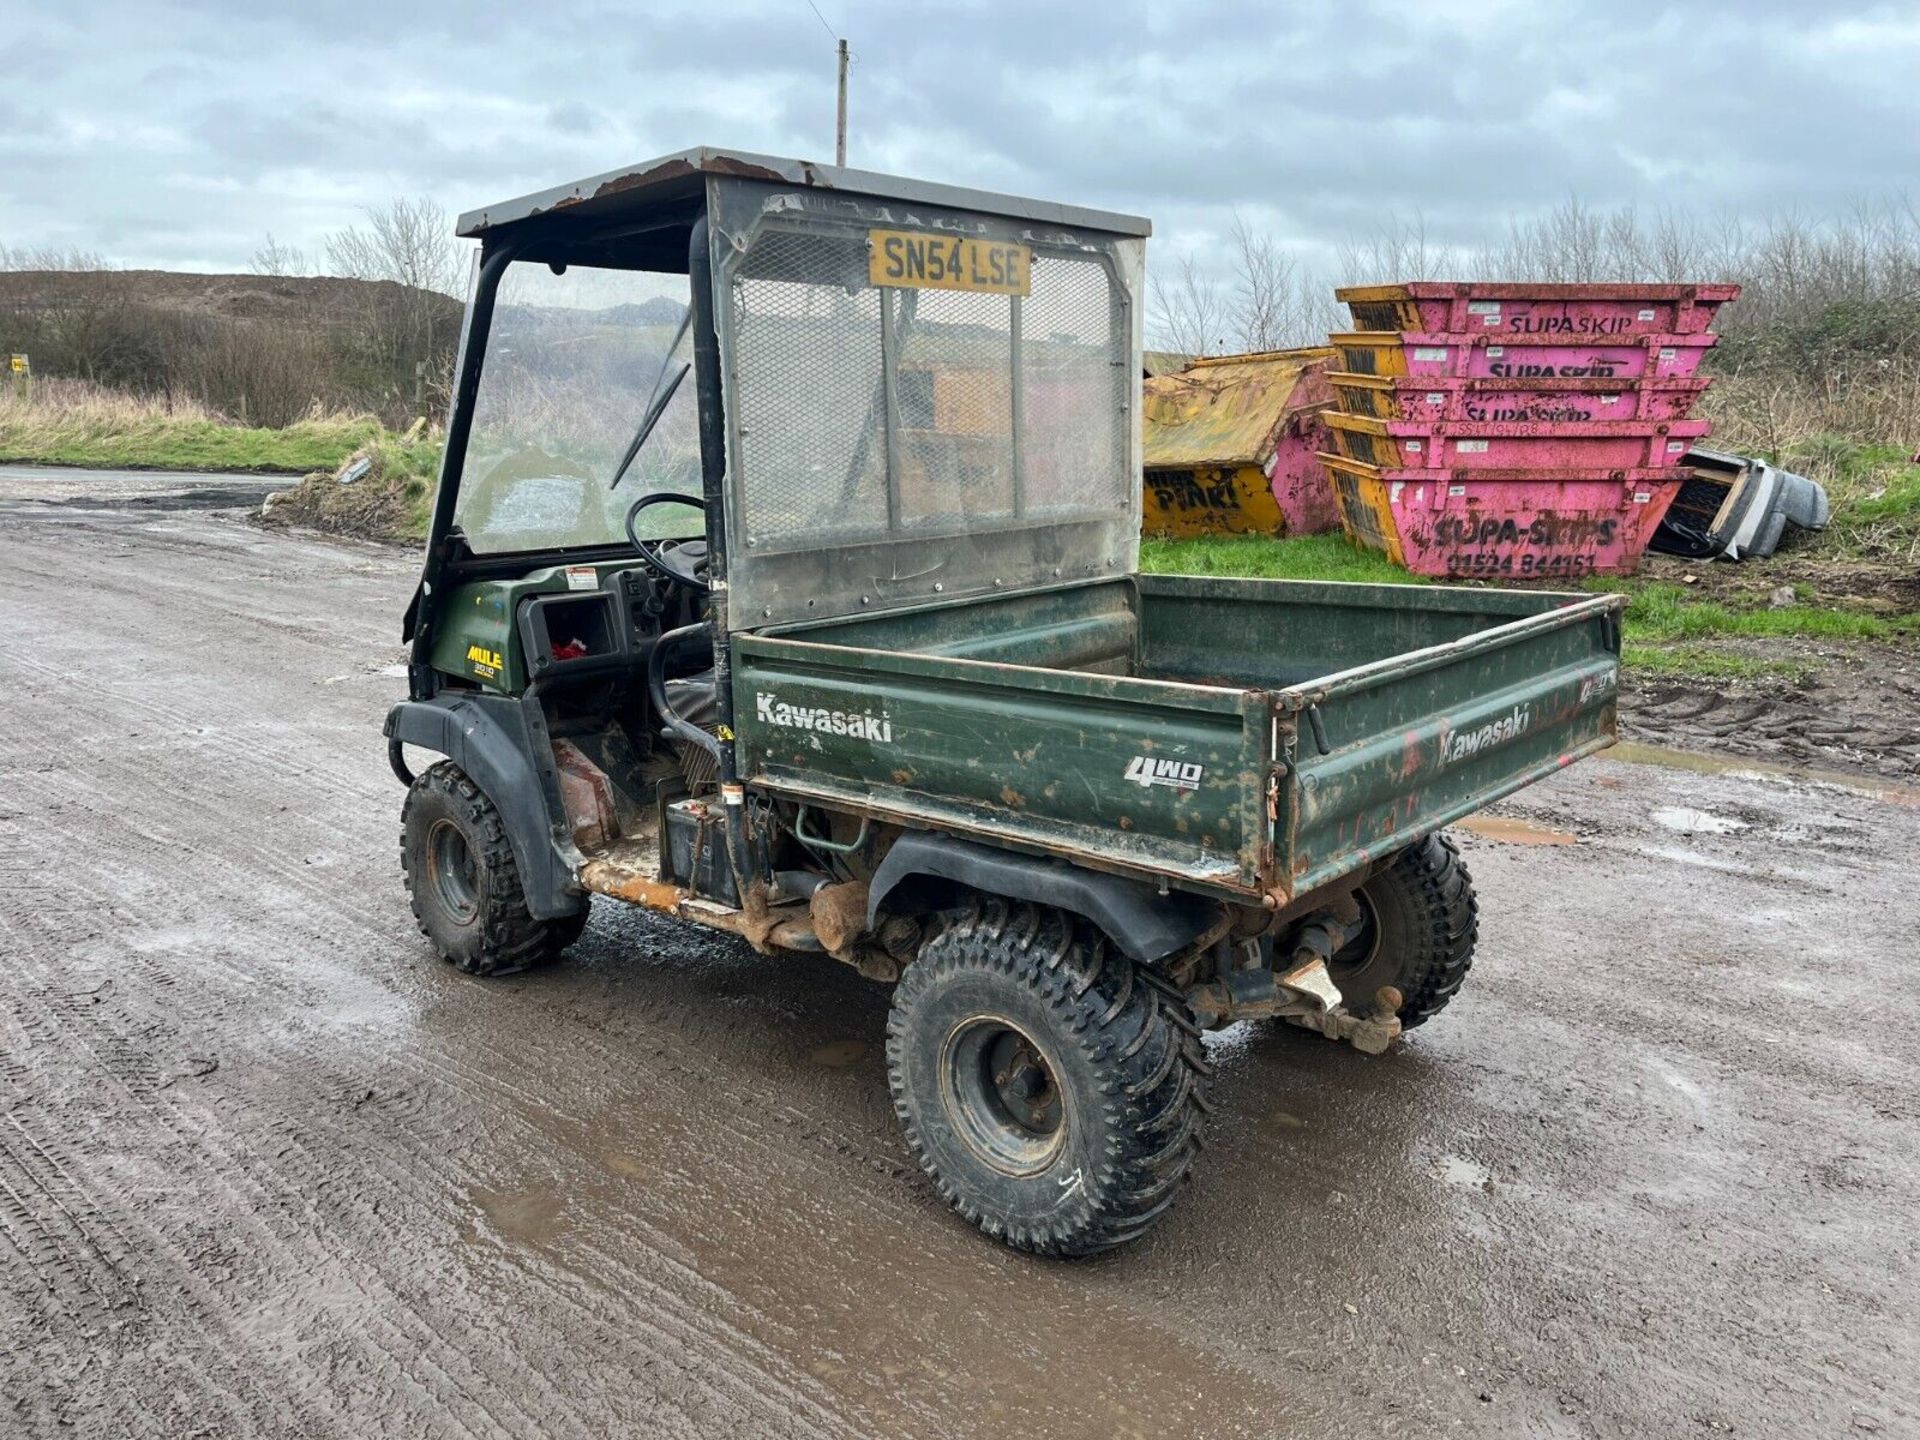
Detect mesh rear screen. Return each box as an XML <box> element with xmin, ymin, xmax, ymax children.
<box><xmin>728</xmin><ymin>222</ymin><xmax>1127</xmax><ymax>551</ymax></box>
<box><xmin>710</xmin><ymin>178</ymin><xmax>1141</xmax><ymax>627</ymax></box>
<box><xmin>731</xmin><ymin>229</ymin><xmax>889</xmax><ymax>549</ymax></box>
<box><xmin>1022</xmin><ymin>254</ymin><xmax>1128</xmax><ymax>517</ymax></box>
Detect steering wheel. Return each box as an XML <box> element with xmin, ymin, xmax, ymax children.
<box><xmin>623</xmin><ymin>491</ymin><xmax>710</xmax><ymax>593</ymax></box>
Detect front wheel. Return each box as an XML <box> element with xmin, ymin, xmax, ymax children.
<box><xmin>885</xmin><ymin>900</ymin><xmax>1211</xmax><ymax>1257</ymax></box>
<box><xmin>1329</xmin><ymin>831</ymin><xmax>1478</xmax><ymax>1028</ymax></box>
<box><xmin>400</xmin><ymin>761</ymin><xmax>586</xmax><ymax>977</ymax></box>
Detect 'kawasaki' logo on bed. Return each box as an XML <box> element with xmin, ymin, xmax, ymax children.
<box><xmin>1439</xmin><ymin>704</ymin><xmax>1532</xmax><ymax>766</ymax></box>
<box><xmin>754</xmin><ymin>692</ymin><xmax>893</xmax><ymax>743</ymax></box>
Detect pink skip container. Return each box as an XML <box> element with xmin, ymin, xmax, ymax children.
<box><xmin>1338</xmin><ymin>282</ymin><xmax>1740</xmax><ymax>338</ymax></box>
<box><xmin>1324</xmin><ymin>414</ymin><xmax>1713</xmax><ymax>472</ymax></box>
<box><xmin>1327</xmin><ymin>373</ymin><xmax>1711</xmax><ymax>425</ymax></box>
<box><xmin>1320</xmin><ymin>455</ymin><xmax>1683</xmax><ymax>579</ymax></box>
<box><xmin>1330</xmin><ymin>331</ymin><xmax>1719</xmax><ymax>381</ymax></box>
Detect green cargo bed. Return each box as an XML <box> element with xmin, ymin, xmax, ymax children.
<box><xmin>732</xmin><ymin>575</ymin><xmax>1623</xmax><ymax>904</ymax></box>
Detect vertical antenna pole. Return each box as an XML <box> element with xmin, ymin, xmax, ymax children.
<box><xmin>835</xmin><ymin>37</ymin><xmax>849</xmax><ymax>166</ymax></box>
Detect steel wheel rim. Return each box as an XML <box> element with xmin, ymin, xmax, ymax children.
<box><xmin>428</xmin><ymin>819</ymin><xmax>480</xmax><ymax>925</ymax></box>
<box><xmin>1329</xmin><ymin>888</ymin><xmax>1382</xmax><ymax>980</ymax></box>
<box><xmin>939</xmin><ymin>1017</ymin><xmax>1068</xmax><ymax>1176</ymax></box>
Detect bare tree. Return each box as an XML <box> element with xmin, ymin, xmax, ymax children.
<box><xmin>1151</xmin><ymin>220</ymin><xmax>1350</xmax><ymax>355</ymax></box>
<box><xmin>1149</xmin><ymin>251</ymin><xmax>1230</xmax><ymax>357</ymax></box>
<box><xmin>1228</xmin><ymin>210</ymin><xmax>1297</xmax><ymax>352</ymax></box>
<box><xmin>325</xmin><ymin>196</ymin><xmax>462</xmax><ymax>297</ymax></box>
<box><xmin>1643</xmin><ymin>206</ymin><xmax>1712</xmax><ymax>282</ymax></box>
<box><xmin>0</xmin><ymin>244</ymin><xmax>111</xmax><ymax>272</ymax></box>
<box><xmin>1338</xmin><ymin>211</ymin><xmax>1443</xmax><ymax>287</ymax></box>
<box><xmin>323</xmin><ymin>196</ymin><xmax>467</xmax><ymax>390</ymax></box>
<box><xmin>179</xmin><ymin>318</ymin><xmax>329</xmax><ymax>427</ymax></box>
<box><xmin>250</xmin><ymin>232</ymin><xmax>309</xmax><ymax>277</ymax></box>
<box><xmin>0</xmin><ymin>266</ymin><xmax>156</xmax><ymax>386</ymax></box>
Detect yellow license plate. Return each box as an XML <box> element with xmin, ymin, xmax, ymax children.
<box><xmin>868</xmin><ymin>229</ymin><xmax>1030</xmax><ymax>296</ymax></box>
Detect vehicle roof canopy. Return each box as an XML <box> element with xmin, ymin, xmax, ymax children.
<box><xmin>457</xmin><ymin>147</ymin><xmax>1152</xmax><ymax>245</ymax></box>
<box><xmin>444</xmin><ymin>148</ymin><xmax>1151</xmax><ymax>632</ymax></box>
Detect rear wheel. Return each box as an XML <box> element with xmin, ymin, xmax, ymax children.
<box><xmin>400</xmin><ymin>761</ymin><xmax>586</xmax><ymax>977</ymax></box>
<box><xmin>1329</xmin><ymin>831</ymin><xmax>1477</xmax><ymax>1028</ymax></box>
<box><xmin>886</xmin><ymin>899</ymin><xmax>1211</xmax><ymax>1256</ymax></box>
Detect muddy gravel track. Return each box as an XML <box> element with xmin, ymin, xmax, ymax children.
<box><xmin>1</xmin><ymin>470</ymin><xmax>1917</xmax><ymax>1438</ymax></box>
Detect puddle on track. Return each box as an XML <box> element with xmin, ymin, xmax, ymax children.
<box><xmin>1457</xmin><ymin>815</ymin><xmax>1578</xmax><ymax>845</ymax></box>
<box><xmin>1651</xmin><ymin>807</ymin><xmax>1751</xmax><ymax>836</ymax></box>
<box><xmin>807</xmin><ymin>1039</ymin><xmax>869</xmax><ymax>1068</ymax></box>
<box><xmin>1434</xmin><ymin>1154</ymin><xmax>1493</xmax><ymax>1189</ymax></box>
<box><xmin>1610</xmin><ymin>740</ymin><xmax>1920</xmax><ymax>804</ymax></box>
<box><xmin>470</xmin><ymin>1184</ymin><xmax>572</xmax><ymax>1246</ymax></box>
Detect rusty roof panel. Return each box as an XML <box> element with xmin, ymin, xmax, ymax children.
<box><xmin>1142</xmin><ymin>348</ymin><xmax>1335</xmax><ymax>469</ymax></box>
<box><xmin>456</xmin><ymin>147</ymin><xmax>1152</xmax><ymax>240</ymax></box>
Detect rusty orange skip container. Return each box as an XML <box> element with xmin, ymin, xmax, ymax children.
<box><xmin>1141</xmin><ymin>349</ymin><xmax>1341</xmax><ymax>538</ymax></box>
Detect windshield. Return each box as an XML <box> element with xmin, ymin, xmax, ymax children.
<box><xmin>454</xmin><ymin>259</ymin><xmax>700</xmax><ymax>554</ymax></box>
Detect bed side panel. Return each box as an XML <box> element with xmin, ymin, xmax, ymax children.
<box><xmin>1281</xmin><ymin>598</ymin><xmax>1621</xmax><ymax>894</ymax></box>
<box><xmin>732</xmin><ymin>635</ymin><xmax>1269</xmax><ymax>894</ymax></box>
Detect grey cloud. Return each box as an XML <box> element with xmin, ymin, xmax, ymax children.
<box><xmin>2</xmin><ymin>0</ymin><xmax>1914</xmax><ymax>276</ymax></box>
<box><xmin>546</xmin><ymin>101</ymin><xmax>609</xmax><ymax>135</ymax></box>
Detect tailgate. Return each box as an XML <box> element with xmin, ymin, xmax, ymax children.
<box><xmin>731</xmin><ymin>635</ymin><xmax>1272</xmax><ymax>895</ymax></box>
<box><xmin>1278</xmin><ymin>593</ymin><xmax>1623</xmax><ymax>896</ymax></box>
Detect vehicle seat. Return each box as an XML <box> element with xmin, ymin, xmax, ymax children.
<box><xmin>662</xmin><ymin>666</ymin><xmax>719</xmax><ymax>729</ymax></box>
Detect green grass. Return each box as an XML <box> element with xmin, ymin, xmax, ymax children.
<box><xmin>1137</xmin><ymin>532</ymin><xmax>1919</xmax><ymax>686</ymax></box>
<box><xmin>1139</xmin><ymin>535</ymin><xmax>1912</xmax><ymax>642</ymax></box>
<box><xmin>1138</xmin><ymin>533</ymin><xmax>1421</xmax><ymax>585</ymax></box>
<box><xmin>260</xmin><ymin>429</ymin><xmax>444</xmax><ymax>541</ymax></box>
<box><xmin>1621</xmin><ymin>644</ymin><xmax>1809</xmax><ymax>681</ymax></box>
<box><xmin>375</xmin><ymin>433</ymin><xmax>443</xmax><ymax>538</ymax></box>
<box><xmin>1843</xmin><ymin>452</ymin><xmax>1920</xmax><ymax>526</ymax></box>
<box><xmin>0</xmin><ymin>405</ymin><xmax>383</xmax><ymax>474</ymax></box>
<box><xmin>1752</xmin><ymin>435</ymin><xmax>1920</xmax><ymax>558</ymax></box>
<box><xmin>1585</xmin><ymin>579</ymin><xmax>1920</xmax><ymax>643</ymax></box>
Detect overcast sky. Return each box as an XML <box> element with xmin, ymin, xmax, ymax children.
<box><xmin>4</xmin><ymin>0</ymin><xmax>1916</xmax><ymax>279</ymax></box>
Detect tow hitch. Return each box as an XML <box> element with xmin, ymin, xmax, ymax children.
<box><xmin>1184</xmin><ymin>904</ymin><xmax>1405</xmax><ymax>1055</ymax></box>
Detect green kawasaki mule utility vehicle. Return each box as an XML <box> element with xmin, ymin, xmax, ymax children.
<box><xmin>387</xmin><ymin>150</ymin><xmax>1625</xmax><ymax>1256</ymax></box>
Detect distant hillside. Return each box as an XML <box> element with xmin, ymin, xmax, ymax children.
<box><xmin>0</xmin><ymin>269</ymin><xmax>463</xmax><ymax>426</ymax></box>
<box><xmin>602</xmin><ymin>296</ymin><xmax>688</xmax><ymax>326</ymax></box>
<box><xmin>0</xmin><ymin>269</ymin><xmax>460</xmax><ymax>327</ymax></box>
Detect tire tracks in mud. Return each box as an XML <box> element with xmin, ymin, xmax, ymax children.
<box><xmin>3</xmin><ymin>936</ymin><xmax>853</xmax><ymax>1437</ymax></box>
<box><xmin>0</xmin><ymin>651</ymin><xmax>875</xmax><ymax>1432</ymax></box>
<box><xmin>13</xmin><ymin>774</ymin><xmax>825</xmax><ymax>1427</ymax></box>
<box><xmin>0</xmin><ymin>514</ymin><xmax>1300</xmax><ymax>1438</ymax></box>
<box><xmin>14</xmin><ymin>506</ymin><xmax>1919</xmax><ymax>1437</ymax></box>
<box><xmin>0</xmin><ymin>699</ymin><xmax>866</xmax><ymax>1431</ymax></box>
<box><xmin>2</xmin><ymin>717</ymin><xmax>1250</xmax><ymax>1437</ymax></box>
<box><xmin>0</xmin><ymin>524</ymin><xmax>879</xmax><ymax>1436</ymax></box>
<box><xmin>1624</xmin><ymin>675</ymin><xmax>1920</xmax><ymax>778</ymax></box>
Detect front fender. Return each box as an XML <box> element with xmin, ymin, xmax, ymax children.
<box><xmin>383</xmin><ymin>694</ymin><xmax>581</xmax><ymax>921</ymax></box>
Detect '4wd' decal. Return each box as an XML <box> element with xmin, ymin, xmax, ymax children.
<box><xmin>1124</xmin><ymin>756</ymin><xmax>1204</xmax><ymax>792</ymax></box>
